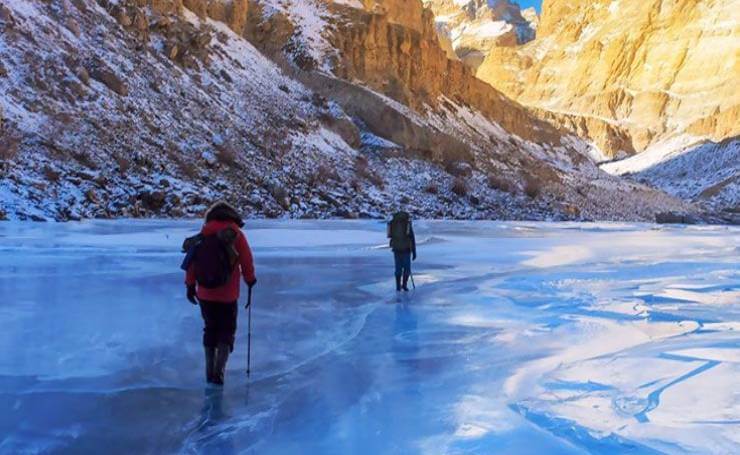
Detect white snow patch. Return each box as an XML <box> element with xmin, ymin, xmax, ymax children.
<box><xmin>261</xmin><ymin>0</ymin><xmax>337</xmax><ymax>71</ymax></box>
<box><xmin>601</xmin><ymin>135</ymin><xmax>709</xmax><ymax>176</ymax></box>
<box><xmin>330</xmin><ymin>0</ymin><xmax>363</xmax><ymax>8</ymax></box>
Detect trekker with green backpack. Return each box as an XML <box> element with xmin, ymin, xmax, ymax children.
<box><xmin>387</xmin><ymin>211</ymin><xmax>417</xmax><ymax>292</ymax></box>
<box><xmin>181</xmin><ymin>202</ymin><xmax>256</xmax><ymax>386</ymax></box>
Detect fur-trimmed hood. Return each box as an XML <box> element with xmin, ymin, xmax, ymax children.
<box><xmin>204</xmin><ymin>201</ymin><xmax>244</xmax><ymax>227</ymax></box>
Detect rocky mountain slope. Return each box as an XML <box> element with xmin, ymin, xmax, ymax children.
<box><xmin>0</xmin><ymin>0</ymin><xmax>694</xmax><ymax>222</ymax></box>
<box><xmin>422</xmin><ymin>0</ymin><xmax>738</xmax><ymax>214</ymax></box>
<box><xmin>474</xmin><ymin>0</ymin><xmax>739</xmax><ymax>158</ymax></box>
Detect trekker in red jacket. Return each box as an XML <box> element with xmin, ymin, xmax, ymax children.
<box><xmin>185</xmin><ymin>202</ymin><xmax>256</xmax><ymax>385</ymax></box>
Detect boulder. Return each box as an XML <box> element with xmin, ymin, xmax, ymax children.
<box><xmin>75</xmin><ymin>66</ymin><xmax>89</xmax><ymax>85</ymax></box>
<box><xmin>66</xmin><ymin>18</ymin><xmax>81</xmax><ymax>37</ymax></box>
<box><xmin>165</xmin><ymin>42</ymin><xmax>179</xmax><ymax>60</ymax></box>
<box><xmin>0</xmin><ymin>4</ymin><xmax>16</xmax><ymax>28</ymax></box>
<box><xmin>320</xmin><ymin>113</ymin><xmax>361</xmax><ymax>149</ymax></box>
<box><xmin>89</xmin><ymin>64</ymin><xmax>128</xmax><ymax>96</ymax></box>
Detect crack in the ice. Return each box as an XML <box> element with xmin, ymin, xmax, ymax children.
<box><xmin>633</xmin><ymin>359</ymin><xmax>720</xmax><ymax>423</ymax></box>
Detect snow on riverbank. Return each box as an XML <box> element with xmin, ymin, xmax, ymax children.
<box><xmin>601</xmin><ymin>135</ymin><xmax>740</xmax><ymax>211</ymax></box>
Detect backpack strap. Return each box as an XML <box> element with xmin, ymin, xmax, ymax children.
<box><xmin>216</xmin><ymin>227</ymin><xmax>239</xmax><ymax>267</ymax></box>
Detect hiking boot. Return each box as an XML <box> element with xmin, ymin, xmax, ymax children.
<box><xmin>395</xmin><ymin>275</ymin><xmax>402</xmax><ymax>292</ymax></box>
<box><xmin>402</xmin><ymin>273</ymin><xmax>409</xmax><ymax>292</ymax></box>
<box><xmin>205</xmin><ymin>346</ymin><xmax>216</xmax><ymax>383</ymax></box>
<box><xmin>213</xmin><ymin>343</ymin><xmax>230</xmax><ymax>386</ymax></box>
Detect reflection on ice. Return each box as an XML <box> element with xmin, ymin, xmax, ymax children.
<box><xmin>0</xmin><ymin>220</ymin><xmax>737</xmax><ymax>453</ymax></box>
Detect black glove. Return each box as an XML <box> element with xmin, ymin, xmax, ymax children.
<box><xmin>247</xmin><ymin>278</ymin><xmax>257</xmax><ymax>290</ymax></box>
<box><xmin>187</xmin><ymin>284</ymin><xmax>198</xmax><ymax>305</ymax></box>
<box><xmin>412</xmin><ymin>252</ymin><xmax>417</xmax><ymax>261</ymax></box>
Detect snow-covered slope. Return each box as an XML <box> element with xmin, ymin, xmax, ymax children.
<box><xmin>0</xmin><ymin>0</ymin><xmax>693</xmax><ymax>222</ymax></box>
<box><xmin>246</xmin><ymin>0</ymin><xmax>696</xmax><ymax>221</ymax></box>
<box><xmin>0</xmin><ymin>0</ymin><xmax>359</xmax><ymax>220</ymax></box>
<box><xmin>602</xmin><ymin>136</ymin><xmax>740</xmax><ymax>214</ymax></box>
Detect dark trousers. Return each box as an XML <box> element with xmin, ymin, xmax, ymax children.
<box><xmin>394</xmin><ymin>251</ymin><xmax>412</xmax><ymax>278</ymax></box>
<box><xmin>199</xmin><ymin>300</ymin><xmax>238</xmax><ymax>351</ymax></box>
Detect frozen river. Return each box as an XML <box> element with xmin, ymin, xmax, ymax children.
<box><xmin>0</xmin><ymin>220</ymin><xmax>738</xmax><ymax>454</ymax></box>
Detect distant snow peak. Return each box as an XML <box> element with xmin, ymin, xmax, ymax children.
<box><xmin>521</xmin><ymin>6</ymin><xmax>539</xmax><ymax>29</ymax></box>
<box><xmin>425</xmin><ymin>0</ymin><xmax>537</xmax><ymax>70</ymax></box>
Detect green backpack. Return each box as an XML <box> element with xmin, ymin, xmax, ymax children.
<box><xmin>388</xmin><ymin>212</ymin><xmax>412</xmax><ymax>251</ymax></box>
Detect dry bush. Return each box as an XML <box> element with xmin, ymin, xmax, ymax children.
<box><xmin>310</xmin><ymin>164</ymin><xmax>339</xmax><ymax>186</ymax></box>
<box><xmin>71</xmin><ymin>151</ymin><xmax>97</xmax><ymax>169</ymax></box>
<box><xmin>487</xmin><ymin>174</ymin><xmax>512</xmax><ymax>193</ymax></box>
<box><xmin>215</xmin><ymin>145</ymin><xmax>237</xmax><ymax>167</ymax></box>
<box><xmin>269</xmin><ymin>183</ymin><xmax>290</xmax><ymax>209</ymax></box>
<box><xmin>355</xmin><ymin>154</ymin><xmax>369</xmax><ymax>170</ymax></box>
<box><xmin>1</xmin><ymin>104</ymin><xmax>19</xmax><ymax>158</ymax></box>
<box><xmin>355</xmin><ymin>155</ymin><xmax>384</xmax><ymax>188</ymax></box>
<box><xmin>114</xmin><ymin>154</ymin><xmax>131</xmax><ymax>173</ymax></box>
<box><xmin>451</xmin><ymin>177</ymin><xmax>467</xmax><ymax>197</ymax></box>
<box><xmin>365</xmin><ymin>171</ymin><xmax>384</xmax><ymax>188</ymax></box>
<box><xmin>175</xmin><ymin>155</ymin><xmax>198</xmax><ymax>179</ymax></box>
<box><xmin>523</xmin><ymin>176</ymin><xmax>542</xmax><ymax>199</ymax></box>
<box><xmin>0</xmin><ymin>134</ymin><xmax>20</xmax><ymax>161</ymax></box>
<box><xmin>42</xmin><ymin>165</ymin><xmax>61</xmax><ymax>182</ymax></box>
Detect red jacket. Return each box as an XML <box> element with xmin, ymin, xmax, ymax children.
<box><xmin>185</xmin><ymin>220</ymin><xmax>256</xmax><ymax>303</ymax></box>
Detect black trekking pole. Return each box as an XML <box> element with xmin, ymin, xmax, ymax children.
<box><xmin>410</xmin><ymin>268</ymin><xmax>416</xmax><ymax>290</ymax></box>
<box><xmin>245</xmin><ymin>286</ymin><xmax>253</xmax><ymax>377</ymax></box>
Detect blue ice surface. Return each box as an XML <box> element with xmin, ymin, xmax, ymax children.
<box><xmin>0</xmin><ymin>220</ymin><xmax>737</xmax><ymax>454</ymax></box>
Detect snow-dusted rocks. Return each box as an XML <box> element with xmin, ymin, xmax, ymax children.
<box><xmin>602</xmin><ymin>136</ymin><xmax>740</xmax><ymax>217</ymax></box>
<box><xmin>0</xmin><ymin>0</ymin><xmax>358</xmax><ymax>220</ymax></box>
